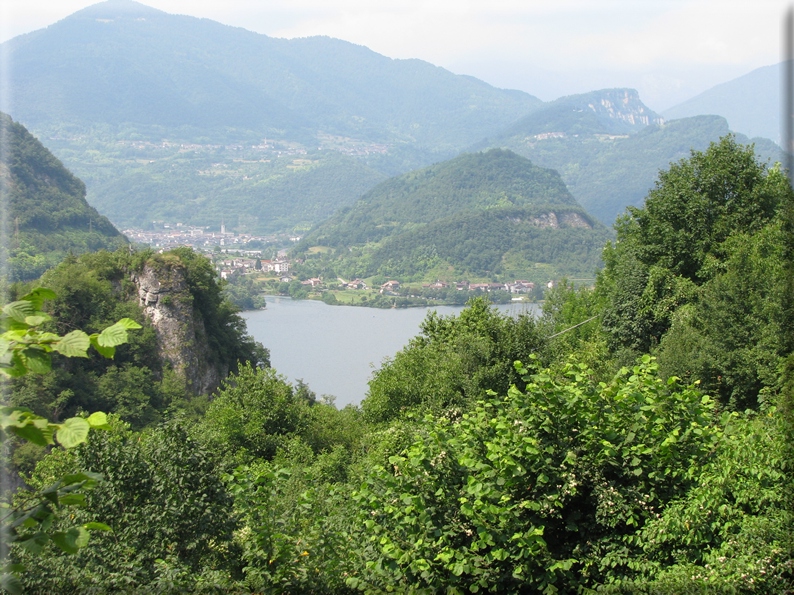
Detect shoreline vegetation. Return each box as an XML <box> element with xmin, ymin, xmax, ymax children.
<box><xmin>224</xmin><ymin>271</ymin><xmax>548</xmax><ymax>310</ymax></box>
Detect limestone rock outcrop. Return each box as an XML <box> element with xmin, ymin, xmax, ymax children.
<box><xmin>131</xmin><ymin>261</ymin><xmax>225</xmax><ymax>395</ymax></box>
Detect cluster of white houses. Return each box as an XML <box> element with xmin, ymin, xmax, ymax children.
<box><xmin>123</xmin><ymin>224</ymin><xmax>280</xmax><ymax>250</ymax></box>
<box><xmin>419</xmin><ymin>280</ymin><xmax>536</xmax><ymax>294</ymax></box>
<box><xmin>301</xmin><ymin>279</ymin><xmax>537</xmax><ymax>294</ymax></box>
<box><xmin>218</xmin><ymin>258</ymin><xmax>290</xmax><ymax>280</ymax></box>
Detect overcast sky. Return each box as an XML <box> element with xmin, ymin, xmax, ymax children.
<box><xmin>1</xmin><ymin>0</ymin><xmax>791</xmax><ymax>110</ymax></box>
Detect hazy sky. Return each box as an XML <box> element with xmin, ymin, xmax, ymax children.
<box><xmin>1</xmin><ymin>0</ymin><xmax>791</xmax><ymax>110</ymax></box>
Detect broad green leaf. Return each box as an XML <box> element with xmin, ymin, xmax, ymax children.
<box><xmin>16</xmin><ymin>532</ymin><xmax>48</xmax><ymax>555</ymax></box>
<box><xmin>35</xmin><ymin>332</ymin><xmax>61</xmax><ymax>344</ymax></box>
<box><xmin>89</xmin><ymin>335</ymin><xmax>115</xmax><ymax>359</ymax></box>
<box><xmin>0</xmin><ymin>353</ymin><xmax>27</xmax><ymax>377</ymax></box>
<box><xmin>21</xmin><ymin>348</ymin><xmax>51</xmax><ymax>374</ymax></box>
<box><xmin>0</xmin><ymin>406</ymin><xmax>32</xmax><ymax>425</ymax></box>
<box><xmin>0</xmin><ymin>337</ymin><xmax>10</xmax><ymax>358</ymax></box>
<box><xmin>0</xmin><ymin>329</ymin><xmax>27</xmax><ymax>342</ymax></box>
<box><xmin>114</xmin><ymin>318</ymin><xmax>142</xmax><ymax>330</ymax></box>
<box><xmin>62</xmin><ymin>471</ymin><xmax>103</xmax><ymax>486</ymax></box>
<box><xmin>86</xmin><ymin>411</ymin><xmax>110</xmax><ymax>429</ymax></box>
<box><xmin>53</xmin><ymin>330</ymin><xmax>90</xmax><ymax>358</ymax></box>
<box><xmin>0</xmin><ymin>572</ymin><xmax>23</xmax><ymax>595</ymax></box>
<box><xmin>9</xmin><ymin>424</ymin><xmax>49</xmax><ymax>446</ymax></box>
<box><xmin>58</xmin><ymin>494</ymin><xmax>86</xmax><ymax>506</ymax></box>
<box><xmin>21</xmin><ymin>287</ymin><xmax>56</xmax><ymax>310</ymax></box>
<box><xmin>97</xmin><ymin>323</ymin><xmax>128</xmax><ymax>348</ymax></box>
<box><xmin>24</xmin><ymin>314</ymin><xmax>50</xmax><ymax>327</ymax></box>
<box><xmin>84</xmin><ymin>522</ymin><xmax>112</xmax><ymax>532</ymax></box>
<box><xmin>2</xmin><ymin>301</ymin><xmax>34</xmax><ymax>324</ymax></box>
<box><xmin>56</xmin><ymin>417</ymin><xmax>91</xmax><ymax>448</ymax></box>
<box><xmin>51</xmin><ymin>527</ymin><xmax>89</xmax><ymax>554</ymax></box>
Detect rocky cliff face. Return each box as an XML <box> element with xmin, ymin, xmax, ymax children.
<box><xmin>527</xmin><ymin>211</ymin><xmax>592</xmax><ymax>229</ymax></box>
<box><xmin>581</xmin><ymin>88</ymin><xmax>664</xmax><ymax>130</ymax></box>
<box><xmin>131</xmin><ymin>261</ymin><xmax>225</xmax><ymax>395</ymax></box>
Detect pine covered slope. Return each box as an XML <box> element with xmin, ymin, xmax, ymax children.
<box><xmin>0</xmin><ymin>112</ymin><xmax>126</xmax><ymax>280</ymax></box>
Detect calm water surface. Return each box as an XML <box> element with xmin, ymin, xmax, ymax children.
<box><xmin>242</xmin><ymin>297</ymin><xmax>541</xmax><ymax>407</ymax></box>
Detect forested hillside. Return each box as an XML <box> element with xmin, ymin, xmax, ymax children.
<box><xmin>296</xmin><ymin>149</ymin><xmax>612</xmax><ymax>283</ymax></box>
<box><xmin>5</xmin><ymin>2</ymin><xmax>780</xmax><ymax>237</ymax></box>
<box><xmin>5</xmin><ymin>248</ymin><xmax>266</xmax><ymax>431</ymax></box>
<box><xmin>5</xmin><ymin>135</ymin><xmax>791</xmax><ymax>593</ymax></box>
<box><xmin>77</xmin><ymin>145</ymin><xmax>388</xmax><ymax>233</ymax></box>
<box><xmin>0</xmin><ymin>113</ymin><xmax>126</xmax><ymax>280</ymax></box>
<box><xmin>0</xmin><ymin>0</ymin><xmax>544</xmax><ymax>233</ymax></box>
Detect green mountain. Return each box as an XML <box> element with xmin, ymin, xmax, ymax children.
<box><xmin>0</xmin><ymin>113</ymin><xmax>126</xmax><ymax>280</ymax></box>
<box><xmin>2</xmin><ymin>0</ymin><xmax>541</xmax><ymax>150</ymax></box>
<box><xmin>297</xmin><ymin>149</ymin><xmax>611</xmax><ymax>282</ymax></box>
<box><xmin>1</xmin><ymin>1</ymin><xmax>544</xmax><ymax>233</ymax></box>
<box><xmin>477</xmin><ymin>90</ymin><xmax>783</xmax><ymax>225</ymax></box>
<box><xmin>663</xmin><ymin>63</ymin><xmax>779</xmax><ymax>144</ymax></box>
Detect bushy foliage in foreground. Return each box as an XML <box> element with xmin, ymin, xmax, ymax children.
<box><xmin>10</xmin><ymin>318</ymin><xmax>794</xmax><ymax>594</ymax></box>
<box><xmin>604</xmin><ymin>407</ymin><xmax>794</xmax><ymax>594</ymax></box>
<box><xmin>15</xmin><ymin>420</ymin><xmax>239</xmax><ymax>594</ymax></box>
<box><xmin>598</xmin><ymin>136</ymin><xmax>792</xmax><ymax>409</ymax></box>
<box><xmin>348</xmin><ymin>357</ymin><xmax>726</xmax><ymax>593</ymax></box>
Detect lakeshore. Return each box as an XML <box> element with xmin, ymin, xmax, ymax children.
<box><xmin>242</xmin><ymin>297</ymin><xmax>541</xmax><ymax>407</ymax></box>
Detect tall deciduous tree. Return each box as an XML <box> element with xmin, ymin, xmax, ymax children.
<box><xmin>363</xmin><ymin>298</ymin><xmax>543</xmax><ymax>424</ymax></box>
<box><xmin>599</xmin><ymin>136</ymin><xmax>793</xmax><ymax>408</ymax></box>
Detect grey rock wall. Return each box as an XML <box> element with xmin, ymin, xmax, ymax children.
<box><xmin>131</xmin><ymin>262</ymin><xmax>225</xmax><ymax>395</ymax></box>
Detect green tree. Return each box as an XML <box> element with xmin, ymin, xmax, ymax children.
<box><xmin>348</xmin><ymin>357</ymin><xmax>722</xmax><ymax>593</ymax></box>
<box><xmin>15</xmin><ymin>420</ymin><xmax>238</xmax><ymax>593</ymax></box>
<box><xmin>599</xmin><ymin>136</ymin><xmax>793</xmax><ymax>398</ymax></box>
<box><xmin>1</xmin><ymin>288</ymin><xmax>139</xmax><ymax>593</ymax></box>
<box><xmin>657</xmin><ymin>222</ymin><xmax>788</xmax><ymax>409</ymax></box>
<box><xmin>603</xmin><ymin>405</ymin><xmax>793</xmax><ymax>594</ymax></box>
<box><xmin>363</xmin><ymin>298</ymin><xmax>543</xmax><ymax>424</ymax></box>
<box><xmin>195</xmin><ymin>363</ymin><xmax>303</xmax><ymax>467</ymax></box>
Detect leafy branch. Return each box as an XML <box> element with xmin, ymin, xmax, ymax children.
<box><xmin>0</xmin><ymin>287</ymin><xmax>141</xmax><ymax>594</ymax></box>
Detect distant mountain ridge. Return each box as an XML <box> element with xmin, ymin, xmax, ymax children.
<box><xmin>663</xmin><ymin>63</ymin><xmax>780</xmax><ymax>144</ymax></box>
<box><xmin>1</xmin><ymin>1</ymin><xmax>780</xmax><ymax>237</ymax></box>
<box><xmin>0</xmin><ymin>113</ymin><xmax>126</xmax><ymax>280</ymax></box>
<box><xmin>297</xmin><ymin>149</ymin><xmax>611</xmax><ymax>282</ymax></box>
<box><xmin>1</xmin><ymin>0</ymin><xmax>548</xmax><ymax>234</ymax></box>
<box><xmin>477</xmin><ymin>89</ymin><xmax>783</xmax><ymax>225</ymax></box>
<box><xmin>501</xmin><ymin>89</ymin><xmax>665</xmax><ymax>138</ymax></box>
<box><xmin>1</xmin><ymin>0</ymin><xmax>541</xmax><ymax>153</ymax></box>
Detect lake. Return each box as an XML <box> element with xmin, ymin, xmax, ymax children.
<box><xmin>241</xmin><ymin>297</ymin><xmax>541</xmax><ymax>407</ymax></box>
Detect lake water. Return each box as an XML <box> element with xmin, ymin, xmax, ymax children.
<box><xmin>241</xmin><ymin>297</ymin><xmax>541</xmax><ymax>407</ymax></box>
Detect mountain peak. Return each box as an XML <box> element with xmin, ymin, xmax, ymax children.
<box><xmin>554</xmin><ymin>88</ymin><xmax>664</xmax><ymax>129</ymax></box>
<box><xmin>662</xmin><ymin>64</ymin><xmax>779</xmax><ymax>143</ymax></box>
<box><xmin>490</xmin><ymin>87</ymin><xmax>663</xmax><ymax>141</ymax></box>
<box><xmin>70</xmin><ymin>0</ymin><xmax>165</xmax><ymax>20</ymax></box>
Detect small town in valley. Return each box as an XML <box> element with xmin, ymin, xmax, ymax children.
<box><xmin>122</xmin><ymin>222</ymin><xmax>557</xmax><ymax>307</ymax></box>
